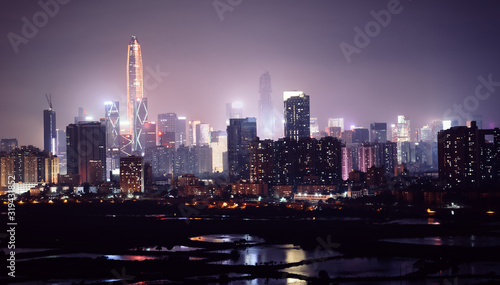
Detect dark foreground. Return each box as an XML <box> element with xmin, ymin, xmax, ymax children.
<box><xmin>1</xmin><ymin>201</ymin><xmax>500</xmax><ymax>284</ymax></box>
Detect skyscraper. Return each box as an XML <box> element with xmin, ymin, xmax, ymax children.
<box><xmin>328</xmin><ymin>118</ymin><xmax>344</xmax><ymax>131</ymax></box>
<box><xmin>370</xmin><ymin>123</ymin><xmax>387</xmax><ymax>143</ymax></box>
<box><xmin>127</xmin><ymin>36</ymin><xmax>147</xmax><ymax>154</ymax></box>
<box><xmin>258</xmin><ymin>72</ymin><xmax>274</xmax><ymax>140</ymax></box>
<box><xmin>284</xmin><ymin>91</ymin><xmax>310</xmax><ymax>141</ymax></box>
<box><xmin>44</xmin><ymin>108</ymin><xmax>56</xmax><ymax>154</ymax></box>
<box><xmin>226</xmin><ymin>102</ymin><xmax>243</xmax><ymax>125</ymax></box>
<box><xmin>395</xmin><ymin>115</ymin><xmax>410</xmax><ymax>164</ymax></box>
<box><xmin>104</xmin><ymin>101</ymin><xmax>120</xmax><ymax>149</ymax></box>
<box><xmin>227</xmin><ymin>117</ymin><xmax>257</xmax><ymax>181</ymax></box>
<box><xmin>66</xmin><ymin>122</ymin><xmax>106</xmax><ymax>185</ymax></box>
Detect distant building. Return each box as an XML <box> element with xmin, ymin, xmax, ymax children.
<box><xmin>328</xmin><ymin>118</ymin><xmax>344</xmax><ymax>132</ymax></box>
<box><xmin>258</xmin><ymin>72</ymin><xmax>275</xmax><ymax>140</ymax></box>
<box><xmin>283</xmin><ymin>91</ymin><xmax>310</xmax><ymax>141</ymax></box>
<box><xmin>352</xmin><ymin>128</ymin><xmax>369</xmax><ymax>143</ymax></box>
<box><xmin>120</xmin><ymin>156</ymin><xmax>144</xmax><ymax>194</ymax></box>
<box><xmin>370</xmin><ymin>123</ymin><xmax>387</xmax><ymax>143</ymax></box>
<box><xmin>211</xmin><ymin>131</ymin><xmax>227</xmax><ymax>173</ymax></box>
<box><xmin>44</xmin><ymin>108</ymin><xmax>56</xmax><ymax>154</ymax></box>
<box><xmin>143</xmin><ymin>121</ymin><xmax>157</xmax><ymax>151</ymax></box>
<box><xmin>227</xmin><ymin>117</ymin><xmax>257</xmax><ymax>181</ymax></box>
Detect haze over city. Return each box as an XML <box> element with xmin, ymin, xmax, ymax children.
<box><xmin>1</xmin><ymin>0</ymin><xmax>500</xmax><ymax>147</ymax></box>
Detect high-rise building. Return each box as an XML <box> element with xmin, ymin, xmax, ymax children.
<box><xmin>104</xmin><ymin>101</ymin><xmax>120</xmax><ymax>149</ymax></box>
<box><xmin>66</xmin><ymin>122</ymin><xmax>106</xmax><ymax>185</ymax></box>
<box><xmin>189</xmin><ymin>120</ymin><xmax>201</xmax><ymax>147</ymax></box>
<box><xmin>328</xmin><ymin>118</ymin><xmax>344</xmax><ymax>131</ymax></box>
<box><xmin>284</xmin><ymin>91</ymin><xmax>310</xmax><ymax>141</ymax></box>
<box><xmin>310</xmin><ymin>118</ymin><xmax>320</xmax><ymax>139</ymax></box>
<box><xmin>395</xmin><ymin>115</ymin><xmax>410</xmax><ymax>163</ymax></box>
<box><xmin>196</xmin><ymin>123</ymin><xmax>211</xmax><ymax>147</ymax></box>
<box><xmin>193</xmin><ymin>145</ymin><xmax>212</xmax><ymax>174</ymax></box>
<box><xmin>341</xmin><ymin>146</ymin><xmax>352</xmax><ymax>181</ymax></box>
<box><xmin>0</xmin><ymin>156</ymin><xmax>15</xmax><ymax>187</ymax></box>
<box><xmin>56</xmin><ymin>129</ymin><xmax>67</xmax><ymax>175</ymax></box>
<box><xmin>120</xmin><ymin>156</ymin><xmax>144</xmax><ymax>194</ymax></box>
<box><xmin>127</xmin><ymin>36</ymin><xmax>147</xmax><ymax>154</ymax></box>
<box><xmin>358</xmin><ymin>143</ymin><xmax>375</xmax><ymax>173</ymax></box>
<box><xmin>370</xmin><ymin>123</ymin><xmax>387</xmax><ymax>143</ymax></box>
<box><xmin>143</xmin><ymin>121</ymin><xmax>157</xmax><ymax>151</ymax></box>
<box><xmin>227</xmin><ymin>117</ymin><xmax>257</xmax><ymax>181</ymax></box>
<box><xmin>317</xmin><ymin>136</ymin><xmax>343</xmax><ymax>184</ymax></box>
<box><xmin>419</xmin><ymin>125</ymin><xmax>433</xmax><ymax>142</ymax></box>
<box><xmin>158</xmin><ymin>113</ymin><xmax>177</xmax><ymax>133</ymax></box>
<box><xmin>177</xmin><ymin>116</ymin><xmax>187</xmax><ymax>147</ymax></box>
<box><xmin>226</xmin><ymin>102</ymin><xmax>243</xmax><ymax>125</ymax></box>
<box><xmin>431</xmin><ymin>120</ymin><xmax>443</xmax><ymax>142</ymax></box>
<box><xmin>211</xmin><ymin>131</ymin><xmax>227</xmax><ymax>173</ymax></box>
<box><xmin>438</xmin><ymin>121</ymin><xmax>500</xmax><ymax>187</ymax></box>
<box><xmin>258</xmin><ymin>72</ymin><xmax>275</xmax><ymax>140</ymax></box>
<box><xmin>250</xmin><ymin>138</ymin><xmax>274</xmax><ymax>184</ymax></box>
<box><xmin>44</xmin><ymin>108</ymin><xmax>56</xmax><ymax>154</ymax></box>
<box><xmin>144</xmin><ymin>145</ymin><xmax>175</xmax><ymax>178</ymax></box>
<box><xmin>352</xmin><ymin>128</ymin><xmax>369</xmax><ymax>143</ymax></box>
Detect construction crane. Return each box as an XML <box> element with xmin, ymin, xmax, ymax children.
<box><xmin>45</xmin><ymin>93</ymin><xmax>52</xmax><ymax>109</ymax></box>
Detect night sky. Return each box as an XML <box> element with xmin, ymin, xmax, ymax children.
<box><xmin>1</xmin><ymin>0</ymin><xmax>500</xmax><ymax>147</ymax></box>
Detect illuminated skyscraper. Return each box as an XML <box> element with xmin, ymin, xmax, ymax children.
<box><xmin>258</xmin><ymin>72</ymin><xmax>274</xmax><ymax>139</ymax></box>
<box><xmin>127</xmin><ymin>36</ymin><xmax>147</xmax><ymax>153</ymax></box>
<box><xmin>283</xmin><ymin>91</ymin><xmax>310</xmax><ymax>141</ymax></box>
<box><xmin>44</xmin><ymin>108</ymin><xmax>56</xmax><ymax>154</ymax></box>
<box><xmin>395</xmin><ymin>115</ymin><xmax>410</xmax><ymax>164</ymax></box>
<box><xmin>104</xmin><ymin>101</ymin><xmax>120</xmax><ymax>149</ymax></box>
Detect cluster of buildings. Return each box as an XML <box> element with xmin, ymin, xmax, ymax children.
<box><xmin>1</xmin><ymin>36</ymin><xmax>499</xmax><ymax>201</ymax></box>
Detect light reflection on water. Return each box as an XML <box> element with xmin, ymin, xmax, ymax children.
<box><xmin>190</xmin><ymin>234</ymin><xmax>265</xmax><ymax>243</ymax></box>
<box><xmin>381</xmin><ymin>235</ymin><xmax>500</xmax><ymax>247</ymax></box>
<box><xmin>209</xmin><ymin>244</ymin><xmax>341</xmax><ymax>266</ymax></box>
<box><xmin>284</xmin><ymin>256</ymin><xmax>417</xmax><ymax>278</ymax></box>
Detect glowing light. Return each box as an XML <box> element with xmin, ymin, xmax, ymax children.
<box><xmin>427</xmin><ymin>208</ymin><xmax>436</xmax><ymax>214</ymax></box>
<box><xmin>283</xmin><ymin>90</ymin><xmax>304</xmax><ymax>100</ymax></box>
<box><xmin>487</xmin><ymin>210</ymin><xmax>495</xmax><ymax>215</ymax></box>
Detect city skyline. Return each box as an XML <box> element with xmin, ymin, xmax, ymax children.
<box><xmin>1</xmin><ymin>1</ymin><xmax>500</xmax><ymax>147</ymax></box>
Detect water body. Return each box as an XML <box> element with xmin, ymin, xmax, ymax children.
<box><xmin>381</xmin><ymin>235</ymin><xmax>500</xmax><ymax>247</ymax></box>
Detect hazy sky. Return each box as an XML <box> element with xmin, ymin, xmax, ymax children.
<box><xmin>1</xmin><ymin>0</ymin><xmax>500</xmax><ymax>147</ymax></box>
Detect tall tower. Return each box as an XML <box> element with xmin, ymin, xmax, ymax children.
<box><xmin>127</xmin><ymin>36</ymin><xmax>147</xmax><ymax>154</ymax></box>
<box><xmin>43</xmin><ymin>94</ymin><xmax>56</xmax><ymax>154</ymax></box>
<box><xmin>258</xmin><ymin>72</ymin><xmax>274</xmax><ymax>139</ymax></box>
<box><xmin>283</xmin><ymin>91</ymin><xmax>310</xmax><ymax>141</ymax></box>
<box><xmin>227</xmin><ymin>117</ymin><xmax>257</xmax><ymax>182</ymax></box>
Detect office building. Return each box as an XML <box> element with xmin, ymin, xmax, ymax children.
<box><xmin>284</xmin><ymin>91</ymin><xmax>310</xmax><ymax>141</ymax></box>
<box><xmin>258</xmin><ymin>71</ymin><xmax>275</xmax><ymax>140</ymax></box>
<box><xmin>227</xmin><ymin>117</ymin><xmax>257</xmax><ymax>181</ymax></box>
